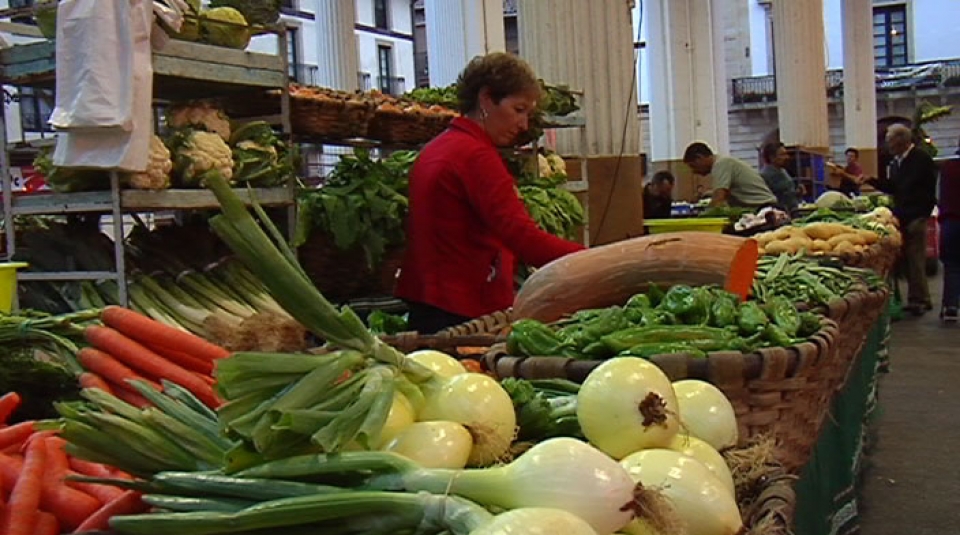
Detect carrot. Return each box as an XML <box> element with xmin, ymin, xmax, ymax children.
<box><xmin>101</xmin><ymin>306</ymin><xmax>230</xmax><ymax>361</ymax></box>
<box><xmin>74</xmin><ymin>490</ymin><xmax>146</xmax><ymax>532</ymax></box>
<box><xmin>77</xmin><ymin>348</ymin><xmax>159</xmax><ymax>392</ymax></box>
<box><xmin>146</xmin><ymin>344</ymin><xmax>215</xmax><ymax>375</ymax></box>
<box><xmin>67</xmin><ymin>458</ymin><xmax>115</xmax><ymax>479</ymax></box>
<box><xmin>40</xmin><ymin>436</ymin><xmax>101</xmax><ymax>531</ymax></box>
<box><xmin>33</xmin><ymin>512</ymin><xmax>58</xmax><ymax>535</ymax></box>
<box><xmin>64</xmin><ymin>470</ymin><xmax>124</xmax><ymax>503</ymax></box>
<box><xmin>2</xmin><ymin>435</ymin><xmax>44</xmax><ymax>535</ymax></box>
<box><xmin>195</xmin><ymin>371</ymin><xmax>216</xmax><ymax>386</ymax></box>
<box><xmin>84</xmin><ymin>326</ymin><xmax>220</xmax><ymax>408</ymax></box>
<box><xmin>109</xmin><ymin>386</ymin><xmax>152</xmax><ymax>409</ymax></box>
<box><xmin>0</xmin><ymin>453</ymin><xmax>22</xmax><ymax>499</ymax></box>
<box><xmin>78</xmin><ymin>373</ymin><xmax>115</xmax><ymax>395</ymax></box>
<box><xmin>0</xmin><ymin>393</ymin><xmax>21</xmax><ymax>425</ymax></box>
<box><xmin>0</xmin><ymin>422</ymin><xmax>35</xmax><ymax>451</ymax></box>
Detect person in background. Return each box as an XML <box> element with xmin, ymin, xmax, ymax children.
<box><xmin>643</xmin><ymin>171</ymin><xmax>675</xmax><ymax>219</ymax></box>
<box><xmin>839</xmin><ymin>147</ymin><xmax>863</xmax><ymax>196</ymax></box>
<box><xmin>865</xmin><ymin>124</ymin><xmax>939</xmax><ymax>316</ymax></box>
<box><xmin>395</xmin><ymin>52</ymin><xmax>585</xmax><ymax>334</ymax></box>
<box><xmin>937</xmin><ymin>137</ymin><xmax>960</xmax><ymax>323</ymax></box>
<box><xmin>682</xmin><ymin>142</ymin><xmax>778</xmax><ymax>209</ymax></box>
<box><xmin>759</xmin><ymin>142</ymin><xmax>801</xmax><ymax>214</ymax></box>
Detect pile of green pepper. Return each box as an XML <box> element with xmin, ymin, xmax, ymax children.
<box><xmin>506</xmin><ymin>284</ymin><xmax>824</xmax><ymax>360</ymax></box>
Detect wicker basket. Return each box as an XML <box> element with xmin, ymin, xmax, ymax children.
<box><xmin>740</xmin><ymin>469</ymin><xmax>796</xmax><ymax>535</ymax></box>
<box><xmin>298</xmin><ymin>233</ymin><xmax>403</xmax><ymax>302</ymax></box>
<box><xmin>290</xmin><ymin>96</ymin><xmax>375</xmax><ymax>140</ymax></box>
<box><xmin>829</xmin><ymin>239</ymin><xmax>900</xmax><ymax>278</ymax></box>
<box><xmin>379</xmin><ymin>310</ymin><xmax>512</xmax><ymax>357</ymax></box>
<box><xmin>367</xmin><ymin>108</ymin><xmax>453</xmax><ymax>145</ymax></box>
<box><xmin>483</xmin><ymin>318</ymin><xmax>841</xmax><ymax>472</ymax></box>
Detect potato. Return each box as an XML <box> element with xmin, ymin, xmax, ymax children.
<box><xmin>755</xmin><ymin>232</ymin><xmax>777</xmax><ymax>246</ymax></box>
<box><xmin>827</xmin><ymin>232</ymin><xmax>866</xmax><ymax>248</ymax></box>
<box><xmin>764</xmin><ymin>240</ymin><xmax>794</xmax><ymax>255</ymax></box>
<box><xmin>833</xmin><ymin>241</ymin><xmax>857</xmax><ymax>255</ymax></box>
<box><xmin>856</xmin><ymin>229</ymin><xmax>879</xmax><ymax>245</ymax></box>
<box><xmin>811</xmin><ymin>239</ymin><xmax>831</xmax><ymax>252</ymax></box>
<box><xmin>804</xmin><ymin>222</ymin><xmax>853</xmax><ymax>241</ymax></box>
<box><xmin>773</xmin><ymin>227</ymin><xmax>794</xmax><ymax>241</ymax></box>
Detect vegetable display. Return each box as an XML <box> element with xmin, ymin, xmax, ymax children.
<box><xmin>751</xmin><ymin>253</ymin><xmax>885</xmax><ymax>307</ymax></box>
<box><xmin>506</xmin><ymin>284</ymin><xmax>823</xmax><ymax>360</ymax></box>
<box><xmin>755</xmin><ymin>206</ymin><xmax>901</xmax><ymax>257</ymax></box>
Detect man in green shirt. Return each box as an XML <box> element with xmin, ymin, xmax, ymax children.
<box><xmin>683</xmin><ymin>142</ymin><xmax>778</xmax><ymax>208</ymax></box>
<box><xmin>759</xmin><ymin>142</ymin><xmax>801</xmax><ymax>214</ymax></box>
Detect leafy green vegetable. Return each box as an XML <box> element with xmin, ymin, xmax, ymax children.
<box><xmin>295</xmin><ymin>149</ymin><xmax>417</xmax><ymax>269</ymax></box>
<box><xmin>366</xmin><ymin>310</ymin><xmax>408</xmax><ymax>336</ymax></box>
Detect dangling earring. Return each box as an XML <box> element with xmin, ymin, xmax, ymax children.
<box><xmin>480</xmin><ymin>107</ymin><xmax>489</xmax><ymax>122</ymax></box>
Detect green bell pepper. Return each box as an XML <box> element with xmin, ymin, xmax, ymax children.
<box><xmin>737</xmin><ymin>301</ymin><xmax>770</xmax><ymax>335</ymax></box>
<box><xmin>507</xmin><ymin>319</ymin><xmax>570</xmax><ymax>356</ymax></box>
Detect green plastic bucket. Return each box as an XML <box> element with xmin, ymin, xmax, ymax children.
<box><xmin>0</xmin><ymin>263</ymin><xmax>28</xmax><ymax>314</ymax></box>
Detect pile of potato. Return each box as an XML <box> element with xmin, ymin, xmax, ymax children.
<box><xmin>756</xmin><ymin>208</ymin><xmax>902</xmax><ymax>257</ymax></box>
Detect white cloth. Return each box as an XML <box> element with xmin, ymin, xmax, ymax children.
<box><xmin>51</xmin><ymin>0</ymin><xmax>157</xmax><ymax>172</ymax></box>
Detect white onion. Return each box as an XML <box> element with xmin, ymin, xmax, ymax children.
<box><xmin>405</xmin><ymin>349</ymin><xmax>467</xmax><ymax>378</ymax></box>
<box><xmin>672</xmin><ymin>380</ymin><xmax>739</xmax><ymax>451</ymax></box>
<box><xmin>666</xmin><ymin>433</ymin><xmax>736</xmax><ymax>497</ymax></box>
<box><xmin>411</xmin><ymin>438</ymin><xmax>637</xmax><ymax>535</ymax></box>
<box><xmin>376</xmin><ymin>393</ymin><xmax>417</xmax><ymax>448</ymax></box>
<box><xmin>383</xmin><ymin>421</ymin><xmax>474</xmax><ymax>469</ymax></box>
<box><xmin>577</xmin><ymin>357</ymin><xmax>680</xmax><ymax>458</ymax></box>
<box><xmin>620</xmin><ymin>449</ymin><xmax>743</xmax><ymax>535</ymax></box>
<box><xmin>469</xmin><ymin>508</ymin><xmax>599</xmax><ymax>535</ymax></box>
<box><xmin>418</xmin><ymin>373</ymin><xmax>516</xmax><ymax>466</ymax></box>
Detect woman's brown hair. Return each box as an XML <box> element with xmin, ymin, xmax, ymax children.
<box><xmin>456</xmin><ymin>52</ymin><xmax>541</xmax><ymax>114</ymax></box>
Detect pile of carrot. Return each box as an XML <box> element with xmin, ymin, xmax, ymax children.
<box><xmin>0</xmin><ymin>392</ymin><xmax>148</xmax><ymax>534</ymax></box>
<box><xmin>78</xmin><ymin>306</ymin><xmax>230</xmax><ymax>410</ymax></box>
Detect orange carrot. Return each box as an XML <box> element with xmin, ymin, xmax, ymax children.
<box><xmin>101</xmin><ymin>306</ymin><xmax>230</xmax><ymax>361</ymax></box>
<box><xmin>67</xmin><ymin>458</ymin><xmax>115</xmax><ymax>479</ymax></box>
<box><xmin>77</xmin><ymin>348</ymin><xmax>160</xmax><ymax>392</ymax></box>
<box><xmin>33</xmin><ymin>512</ymin><xmax>58</xmax><ymax>535</ymax></box>
<box><xmin>0</xmin><ymin>422</ymin><xmax>35</xmax><ymax>451</ymax></box>
<box><xmin>2</xmin><ymin>435</ymin><xmax>45</xmax><ymax>535</ymax></box>
<box><xmin>40</xmin><ymin>436</ymin><xmax>101</xmax><ymax>531</ymax></box>
<box><xmin>109</xmin><ymin>386</ymin><xmax>152</xmax><ymax>409</ymax></box>
<box><xmin>195</xmin><ymin>371</ymin><xmax>216</xmax><ymax>386</ymax></box>
<box><xmin>78</xmin><ymin>373</ymin><xmax>115</xmax><ymax>395</ymax></box>
<box><xmin>85</xmin><ymin>326</ymin><xmax>220</xmax><ymax>408</ymax></box>
<box><xmin>64</xmin><ymin>470</ymin><xmax>124</xmax><ymax>504</ymax></box>
<box><xmin>74</xmin><ymin>490</ymin><xmax>146</xmax><ymax>532</ymax></box>
<box><xmin>0</xmin><ymin>394</ymin><xmax>21</xmax><ymax>425</ymax></box>
<box><xmin>147</xmin><ymin>344</ymin><xmax>215</xmax><ymax>375</ymax></box>
<box><xmin>0</xmin><ymin>453</ymin><xmax>22</xmax><ymax>499</ymax></box>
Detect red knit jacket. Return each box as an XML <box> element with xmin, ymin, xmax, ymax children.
<box><xmin>395</xmin><ymin>117</ymin><xmax>585</xmax><ymax>318</ymax></box>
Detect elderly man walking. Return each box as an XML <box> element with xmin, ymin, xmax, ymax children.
<box><xmin>866</xmin><ymin>124</ymin><xmax>939</xmax><ymax>316</ymax></box>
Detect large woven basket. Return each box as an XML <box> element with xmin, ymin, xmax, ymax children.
<box><xmin>298</xmin><ymin>233</ymin><xmax>403</xmax><ymax>302</ymax></box>
<box><xmin>289</xmin><ymin>96</ymin><xmax>375</xmax><ymax>140</ymax></box>
<box><xmin>829</xmin><ymin>239</ymin><xmax>900</xmax><ymax>278</ymax></box>
<box><xmin>367</xmin><ymin>108</ymin><xmax>453</xmax><ymax>145</ymax></box>
<box><xmin>380</xmin><ymin>310</ymin><xmax>513</xmax><ymax>357</ymax></box>
<box><xmin>483</xmin><ymin>318</ymin><xmax>840</xmax><ymax>473</ymax></box>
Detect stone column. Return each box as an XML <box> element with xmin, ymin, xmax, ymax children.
<box><xmin>772</xmin><ymin>0</ymin><xmax>830</xmax><ymax>152</ymax></box>
<box><xmin>647</xmin><ymin>0</ymin><xmax>730</xmax><ymax>201</ymax></box>
<box><xmin>315</xmin><ymin>0</ymin><xmax>359</xmax><ymax>91</ymax></box>
<box><xmin>842</xmin><ymin>0</ymin><xmax>879</xmax><ymax>177</ymax></box>
<box><xmin>519</xmin><ymin>0</ymin><xmax>643</xmax><ymax>245</ymax></box>
<box><xmin>424</xmin><ymin>0</ymin><xmax>506</xmax><ymax>87</ymax></box>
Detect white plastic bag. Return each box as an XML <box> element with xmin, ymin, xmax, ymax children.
<box><xmin>52</xmin><ymin>0</ymin><xmax>155</xmax><ymax>171</ymax></box>
<box><xmin>49</xmin><ymin>0</ymin><xmax>133</xmax><ymax>132</ymax></box>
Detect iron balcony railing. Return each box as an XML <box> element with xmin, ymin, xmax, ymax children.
<box><xmin>730</xmin><ymin>58</ymin><xmax>960</xmax><ymax>105</ymax></box>
<box><xmin>358</xmin><ymin>72</ymin><xmax>372</xmax><ymax>91</ymax></box>
<box><xmin>289</xmin><ymin>63</ymin><xmax>319</xmax><ymax>86</ymax></box>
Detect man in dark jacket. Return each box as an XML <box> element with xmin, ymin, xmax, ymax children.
<box><xmin>643</xmin><ymin>171</ymin><xmax>675</xmax><ymax>220</ymax></box>
<box><xmin>867</xmin><ymin>124</ymin><xmax>939</xmax><ymax>315</ymax></box>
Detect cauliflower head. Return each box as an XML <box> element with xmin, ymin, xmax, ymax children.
<box><xmin>167</xmin><ymin>101</ymin><xmax>232</xmax><ymax>141</ymax></box>
<box><xmin>128</xmin><ymin>135</ymin><xmax>173</xmax><ymax>190</ymax></box>
<box><xmin>546</xmin><ymin>153</ymin><xmax>567</xmax><ymax>177</ymax></box>
<box><xmin>170</xmin><ymin>130</ymin><xmax>234</xmax><ymax>186</ymax></box>
<box><xmin>200</xmin><ymin>7</ymin><xmax>252</xmax><ymax>50</ymax></box>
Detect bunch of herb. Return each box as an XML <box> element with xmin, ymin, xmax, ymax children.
<box><xmin>295</xmin><ymin>149</ymin><xmax>417</xmax><ymax>269</ymax></box>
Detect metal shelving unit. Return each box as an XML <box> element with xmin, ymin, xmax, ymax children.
<box><xmin>534</xmin><ymin>110</ymin><xmax>591</xmax><ymax>245</ymax></box>
<box><xmin>0</xmin><ymin>22</ymin><xmax>294</xmax><ymax>307</ymax></box>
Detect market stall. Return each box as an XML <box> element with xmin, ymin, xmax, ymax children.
<box><xmin>0</xmin><ymin>3</ymin><xmax>906</xmax><ymax>535</ymax></box>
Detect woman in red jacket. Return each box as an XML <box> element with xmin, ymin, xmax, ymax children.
<box><xmin>395</xmin><ymin>53</ymin><xmax>585</xmax><ymax>333</ymax></box>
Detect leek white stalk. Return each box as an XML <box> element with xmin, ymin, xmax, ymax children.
<box><xmin>666</xmin><ymin>433</ymin><xmax>735</xmax><ymax>497</ymax></box>
<box><xmin>577</xmin><ymin>358</ymin><xmax>680</xmax><ymax>459</ymax></box>
<box><xmin>406</xmin><ymin>350</ymin><xmax>467</xmax><ymax>378</ymax></box>
<box><xmin>620</xmin><ymin>449</ymin><xmax>743</xmax><ymax>535</ymax></box>
<box><xmin>384</xmin><ymin>421</ymin><xmax>473</xmax><ymax>469</ymax></box>
<box><xmin>418</xmin><ymin>373</ymin><xmax>516</xmax><ymax>466</ymax></box>
<box><xmin>672</xmin><ymin>380</ymin><xmax>739</xmax><ymax>451</ymax></box>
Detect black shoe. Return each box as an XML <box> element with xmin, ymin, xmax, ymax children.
<box><xmin>942</xmin><ymin>307</ymin><xmax>959</xmax><ymax>323</ymax></box>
